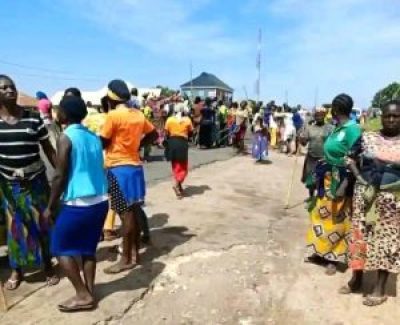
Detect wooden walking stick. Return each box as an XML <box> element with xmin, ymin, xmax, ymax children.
<box><xmin>0</xmin><ymin>281</ymin><xmax>8</xmax><ymax>312</ymax></box>
<box><xmin>284</xmin><ymin>146</ymin><xmax>300</xmax><ymax>209</ymax></box>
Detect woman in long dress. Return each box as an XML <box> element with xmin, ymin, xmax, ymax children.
<box><xmin>198</xmin><ymin>98</ymin><xmax>215</xmax><ymax>149</ymax></box>
<box><xmin>0</xmin><ymin>75</ymin><xmax>59</xmax><ymax>290</ymax></box>
<box><xmin>165</xmin><ymin>105</ymin><xmax>193</xmax><ymax>199</ymax></box>
<box><xmin>251</xmin><ymin>109</ymin><xmax>268</xmax><ymax>162</ymax></box>
<box><xmin>340</xmin><ymin>100</ymin><xmax>400</xmax><ymax>306</ymax></box>
<box><xmin>306</xmin><ymin>94</ymin><xmax>361</xmax><ymax>275</ymax></box>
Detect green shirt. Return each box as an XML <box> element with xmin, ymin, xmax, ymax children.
<box><xmin>323</xmin><ymin>120</ymin><xmax>361</xmax><ymax>166</ymax></box>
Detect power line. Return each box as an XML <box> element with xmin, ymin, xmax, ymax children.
<box><xmin>2</xmin><ymin>71</ymin><xmax>102</xmax><ymax>82</ymax></box>
<box><xmin>0</xmin><ymin>58</ymin><xmax>107</xmax><ymax>81</ymax></box>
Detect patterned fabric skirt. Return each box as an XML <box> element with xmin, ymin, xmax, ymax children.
<box><xmin>107</xmin><ymin>166</ymin><xmax>146</xmax><ymax>215</ymax></box>
<box><xmin>0</xmin><ymin>173</ymin><xmax>50</xmax><ymax>269</ymax></box>
<box><xmin>349</xmin><ymin>184</ymin><xmax>400</xmax><ymax>273</ymax></box>
<box><xmin>306</xmin><ymin>174</ymin><xmax>351</xmax><ymax>263</ymax></box>
<box><xmin>251</xmin><ymin>131</ymin><xmax>268</xmax><ymax>161</ymax></box>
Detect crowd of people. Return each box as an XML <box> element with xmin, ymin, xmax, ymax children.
<box><xmin>0</xmin><ymin>72</ymin><xmax>399</xmax><ymax>312</ymax></box>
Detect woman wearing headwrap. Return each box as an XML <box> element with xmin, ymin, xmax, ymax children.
<box><xmin>340</xmin><ymin>100</ymin><xmax>400</xmax><ymax>306</ymax></box>
<box><xmin>165</xmin><ymin>103</ymin><xmax>193</xmax><ymax>198</ymax></box>
<box><xmin>100</xmin><ymin>79</ymin><xmax>157</xmax><ymax>273</ymax></box>
<box><xmin>36</xmin><ymin>91</ymin><xmax>53</xmax><ymax>125</ymax></box>
<box><xmin>299</xmin><ymin>108</ymin><xmax>334</xmax><ymax>198</ymax></box>
<box><xmin>305</xmin><ymin>94</ymin><xmax>361</xmax><ymax>275</ymax></box>
<box><xmin>0</xmin><ymin>75</ymin><xmax>59</xmax><ymax>290</ymax></box>
<box><xmin>45</xmin><ymin>96</ymin><xmax>108</xmax><ymax>312</ymax></box>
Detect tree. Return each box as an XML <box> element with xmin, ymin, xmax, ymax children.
<box><xmin>156</xmin><ymin>85</ymin><xmax>176</xmax><ymax>97</ymax></box>
<box><xmin>372</xmin><ymin>82</ymin><xmax>400</xmax><ymax>108</ymax></box>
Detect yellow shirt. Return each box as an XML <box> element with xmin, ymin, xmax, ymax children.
<box><xmin>165</xmin><ymin>116</ymin><xmax>193</xmax><ymax>139</ymax></box>
<box><xmin>83</xmin><ymin>113</ymin><xmax>107</xmax><ymax>135</ymax></box>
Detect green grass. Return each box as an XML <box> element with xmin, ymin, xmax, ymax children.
<box><xmin>363</xmin><ymin>117</ymin><xmax>381</xmax><ymax>132</ymax></box>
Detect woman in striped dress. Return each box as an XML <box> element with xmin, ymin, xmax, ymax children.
<box><xmin>0</xmin><ymin>75</ymin><xmax>59</xmax><ymax>290</ymax></box>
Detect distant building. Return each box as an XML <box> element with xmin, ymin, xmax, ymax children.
<box><xmin>181</xmin><ymin>72</ymin><xmax>233</xmax><ymax>100</ymax></box>
<box><xmin>17</xmin><ymin>92</ymin><xmax>38</xmax><ymax>108</ymax></box>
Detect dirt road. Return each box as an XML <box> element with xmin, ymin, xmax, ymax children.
<box><xmin>0</xmin><ymin>151</ymin><xmax>399</xmax><ymax>324</ymax></box>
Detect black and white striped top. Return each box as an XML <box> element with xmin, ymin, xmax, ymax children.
<box><xmin>0</xmin><ymin>108</ymin><xmax>49</xmax><ymax>180</ymax></box>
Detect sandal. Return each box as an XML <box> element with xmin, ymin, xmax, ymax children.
<box><xmin>363</xmin><ymin>295</ymin><xmax>388</xmax><ymax>307</ymax></box>
<box><xmin>4</xmin><ymin>278</ymin><xmax>22</xmax><ymax>291</ymax></box>
<box><xmin>103</xmin><ymin>262</ymin><xmax>137</xmax><ymax>274</ymax></box>
<box><xmin>58</xmin><ymin>300</ymin><xmax>96</xmax><ymax>313</ymax></box>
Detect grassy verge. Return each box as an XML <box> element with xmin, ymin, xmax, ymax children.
<box><xmin>363</xmin><ymin>118</ymin><xmax>381</xmax><ymax>132</ymax></box>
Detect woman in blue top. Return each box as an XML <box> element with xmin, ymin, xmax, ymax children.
<box><xmin>44</xmin><ymin>96</ymin><xmax>108</xmax><ymax>312</ymax></box>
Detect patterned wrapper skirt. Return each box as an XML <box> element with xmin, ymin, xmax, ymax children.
<box><xmin>306</xmin><ymin>174</ymin><xmax>351</xmax><ymax>263</ymax></box>
<box><xmin>0</xmin><ymin>173</ymin><xmax>51</xmax><ymax>269</ymax></box>
<box><xmin>349</xmin><ymin>184</ymin><xmax>400</xmax><ymax>273</ymax></box>
<box><xmin>107</xmin><ymin>166</ymin><xmax>146</xmax><ymax>215</ymax></box>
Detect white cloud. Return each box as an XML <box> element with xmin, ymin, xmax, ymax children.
<box><xmin>66</xmin><ymin>0</ymin><xmax>250</xmax><ymax>60</ymax></box>
<box><xmin>262</xmin><ymin>0</ymin><xmax>400</xmax><ymax>106</ymax></box>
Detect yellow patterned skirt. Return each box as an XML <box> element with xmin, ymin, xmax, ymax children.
<box><xmin>306</xmin><ymin>175</ymin><xmax>352</xmax><ymax>263</ymax></box>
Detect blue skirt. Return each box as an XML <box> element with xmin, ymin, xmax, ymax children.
<box><xmin>107</xmin><ymin>165</ymin><xmax>146</xmax><ymax>214</ymax></box>
<box><xmin>51</xmin><ymin>200</ymin><xmax>108</xmax><ymax>257</ymax></box>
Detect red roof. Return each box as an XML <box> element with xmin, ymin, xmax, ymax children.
<box><xmin>17</xmin><ymin>92</ymin><xmax>38</xmax><ymax>108</ymax></box>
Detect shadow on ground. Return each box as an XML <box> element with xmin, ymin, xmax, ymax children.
<box><xmin>184</xmin><ymin>185</ymin><xmax>211</xmax><ymax>198</ymax></box>
<box><xmin>95</xmin><ymin>261</ymin><xmax>165</xmax><ymax>302</ymax></box>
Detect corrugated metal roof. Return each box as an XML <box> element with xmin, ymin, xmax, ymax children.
<box><xmin>181</xmin><ymin>72</ymin><xmax>233</xmax><ymax>91</ymax></box>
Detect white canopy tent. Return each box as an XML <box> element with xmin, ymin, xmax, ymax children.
<box><xmin>50</xmin><ymin>83</ymin><xmax>161</xmax><ymax>106</ymax></box>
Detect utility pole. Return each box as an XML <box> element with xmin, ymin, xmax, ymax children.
<box><xmin>314</xmin><ymin>87</ymin><xmax>319</xmax><ymax>109</ymax></box>
<box><xmin>190</xmin><ymin>61</ymin><xmax>194</xmax><ymax>101</ymax></box>
<box><xmin>285</xmin><ymin>89</ymin><xmax>288</xmax><ymax>105</ymax></box>
<box><xmin>256</xmin><ymin>28</ymin><xmax>262</xmax><ymax>103</ymax></box>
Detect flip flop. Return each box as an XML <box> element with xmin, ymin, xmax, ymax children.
<box><xmin>4</xmin><ymin>278</ymin><xmax>22</xmax><ymax>291</ymax></box>
<box><xmin>363</xmin><ymin>296</ymin><xmax>388</xmax><ymax>307</ymax></box>
<box><xmin>58</xmin><ymin>302</ymin><xmax>95</xmax><ymax>313</ymax></box>
<box><xmin>46</xmin><ymin>275</ymin><xmax>60</xmax><ymax>286</ymax></box>
<box><xmin>103</xmin><ymin>262</ymin><xmax>137</xmax><ymax>274</ymax></box>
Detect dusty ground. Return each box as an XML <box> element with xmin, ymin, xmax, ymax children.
<box><xmin>1</xmin><ymin>151</ymin><xmax>400</xmax><ymax>325</ymax></box>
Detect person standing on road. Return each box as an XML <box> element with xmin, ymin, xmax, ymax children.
<box><xmin>217</xmin><ymin>100</ymin><xmax>229</xmax><ymax>147</ymax></box>
<box><xmin>234</xmin><ymin>100</ymin><xmax>249</xmax><ymax>154</ymax></box>
<box><xmin>46</xmin><ymin>95</ymin><xmax>108</xmax><ymax>312</ymax></box>
<box><xmin>198</xmin><ymin>97</ymin><xmax>215</xmax><ymax>149</ymax></box>
<box><xmin>0</xmin><ymin>75</ymin><xmax>59</xmax><ymax>290</ymax></box>
<box><xmin>101</xmin><ymin>80</ymin><xmax>157</xmax><ymax>274</ymax></box>
<box><xmin>306</xmin><ymin>94</ymin><xmax>361</xmax><ymax>275</ymax></box>
<box><xmin>165</xmin><ymin>105</ymin><xmax>193</xmax><ymax>199</ymax></box>
<box><xmin>299</xmin><ymin>107</ymin><xmax>333</xmax><ymax>198</ymax></box>
<box><xmin>340</xmin><ymin>100</ymin><xmax>400</xmax><ymax>306</ymax></box>
<box><xmin>251</xmin><ymin>107</ymin><xmax>268</xmax><ymax>162</ymax></box>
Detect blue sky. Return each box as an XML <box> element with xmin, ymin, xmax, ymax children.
<box><xmin>0</xmin><ymin>0</ymin><xmax>399</xmax><ymax>107</ymax></box>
